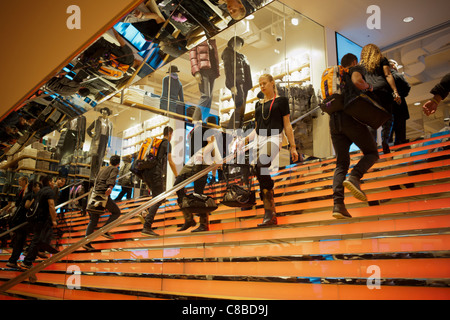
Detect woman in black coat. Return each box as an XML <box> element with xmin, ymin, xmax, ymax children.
<box><xmin>360</xmin><ymin>44</ymin><xmax>401</xmax><ymax>154</ymax></box>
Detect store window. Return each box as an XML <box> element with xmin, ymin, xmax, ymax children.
<box><xmin>0</xmin><ymin>0</ymin><xmax>327</xmax><ymax>197</ymax></box>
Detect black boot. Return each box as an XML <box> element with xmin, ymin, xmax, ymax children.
<box><xmin>332</xmin><ymin>203</ymin><xmax>352</xmax><ymax>219</ymax></box>
<box><xmin>191</xmin><ymin>214</ymin><xmax>209</xmax><ymax>232</ymax></box>
<box><xmin>177</xmin><ymin>210</ymin><xmax>196</xmax><ymax>231</ymax></box>
<box><xmin>343</xmin><ymin>175</ymin><xmax>367</xmax><ymax>201</ymax></box>
<box><xmin>258</xmin><ymin>189</ymin><xmax>277</xmax><ymax>227</ymax></box>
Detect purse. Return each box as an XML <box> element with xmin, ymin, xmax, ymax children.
<box><xmin>222</xmin><ymin>184</ymin><xmax>256</xmax><ymax>208</ymax></box>
<box><xmin>319</xmin><ymin>94</ymin><xmax>345</xmax><ymax>115</ymax></box>
<box><xmin>344</xmin><ymin>93</ymin><xmax>391</xmax><ymax>129</ymax></box>
<box><xmin>181</xmin><ymin>193</ymin><xmax>218</xmax><ymax>215</ymax></box>
<box><xmin>221</xmin><ymin>163</ymin><xmax>256</xmax><ymax>208</ymax></box>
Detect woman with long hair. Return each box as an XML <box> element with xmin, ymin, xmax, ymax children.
<box><xmin>243</xmin><ymin>74</ymin><xmax>299</xmax><ymax>227</ymax></box>
<box><xmin>360</xmin><ymin>44</ymin><xmax>401</xmax><ymax>154</ymax></box>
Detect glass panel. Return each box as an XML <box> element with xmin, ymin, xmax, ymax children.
<box><xmin>0</xmin><ymin>0</ymin><xmax>330</xmax><ymax>299</ymax></box>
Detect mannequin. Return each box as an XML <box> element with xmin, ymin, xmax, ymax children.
<box><xmin>55</xmin><ymin>115</ymin><xmax>86</xmax><ymax>166</ymax></box>
<box><xmin>160</xmin><ymin>65</ymin><xmax>185</xmax><ymax>114</ymax></box>
<box><xmin>87</xmin><ymin>107</ymin><xmax>113</xmax><ymax>180</ymax></box>
<box><xmin>222</xmin><ymin>36</ymin><xmax>253</xmax><ymax>129</ymax></box>
<box><xmin>189</xmin><ymin>39</ymin><xmax>220</xmax><ymax>121</ymax></box>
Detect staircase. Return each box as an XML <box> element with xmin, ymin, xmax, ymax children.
<box><xmin>1</xmin><ymin>133</ymin><xmax>450</xmax><ymax>300</ymax></box>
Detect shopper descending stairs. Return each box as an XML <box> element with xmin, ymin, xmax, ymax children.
<box><xmin>0</xmin><ymin>133</ymin><xmax>449</xmax><ymax>300</ymax></box>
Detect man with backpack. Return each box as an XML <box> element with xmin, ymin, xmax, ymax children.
<box><xmin>138</xmin><ymin>126</ymin><xmax>178</xmax><ymax>236</ymax></box>
<box><xmin>328</xmin><ymin>53</ymin><xmax>380</xmax><ymax>219</ymax></box>
<box><xmin>19</xmin><ymin>176</ymin><xmax>58</xmax><ymax>269</ymax></box>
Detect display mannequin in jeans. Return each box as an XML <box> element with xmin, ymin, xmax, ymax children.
<box><xmin>330</xmin><ymin>54</ymin><xmax>380</xmax><ymax>219</ymax></box>
<box><xmin>190</xmin><ymin>39</ymin><xmax>220</xmax><ymax>120</ymax></box>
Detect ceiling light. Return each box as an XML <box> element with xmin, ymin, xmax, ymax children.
<box><xmin>246</xmin><ymin>14</ymin><xmax>255</xmax><ymax>20</ymax></box>
<box><xmin>403</xmin><ymin>17</ymin><xmax>414</xmax><ymax>23</ymax></box>
<box><xmin>291</xmin><ymin>18</ymin><xmax>299</xmax><ymax>26</ymax></box>
<box><xmin>414</xmin><ymin>102</ymin><xmax>421</xmax><ymax>106</ymax></box>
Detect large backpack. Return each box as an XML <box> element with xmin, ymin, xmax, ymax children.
<box><xmin>319</xmin><ymin>65</ymin><xmax>348</xmax><ymax>114</ymax></box>
<box><xmin>130</xmin><ymin>137</ymin><xmax>164</xmax><ymax>177</ymax></box>
<box><xmin>97</xmin><ymin>53</ymin><xmax>130</xmax><ymax>80</ymax></box>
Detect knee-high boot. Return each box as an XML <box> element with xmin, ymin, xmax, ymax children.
<box><xmin>177</xmin><ymin>209</ymin><xmax>196</xmax><ymax>231</ymax></box>
<box><xmin>191</xmin><ymin>213</ymin><xmax>209</xmax><ymax>232</ymax></box>
<box><xmin>258</xmin><ymin>189</ymin><xmax>277</xmax><ymax>227</ymax></box>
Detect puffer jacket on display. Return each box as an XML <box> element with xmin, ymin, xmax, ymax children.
<box><xmin>189</xmin><ymin>39</ymin><xmax>220</xmax><ymax>79</ymax></box>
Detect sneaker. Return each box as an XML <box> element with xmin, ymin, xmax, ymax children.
<box><xmin>82</xmin><ymin>243</ymin><xmax>95</xmax><ymax>251</ymax></box>
<box><xmin>18</xmin><ymin>261</ymin><xmax>32</xmax><ymax>270</ymax></box>
<box><xmin>141</xmin><ymin>228</ymin><xmax>160</xmax><ymax>237</ymax></box>
<box><xmin>332</xmin><ymin>204</ymin><xmax>352</xmax><ymax>219</ymax></box>
<box><xmin>6</xmin><ymin>262</ymin><xmax>19</xmax><ymax>269</ymax></box>
<box><xmin>102</xmin><ymin>232</ymin><xmax>114</xmax><ymax>240</ymax></box>
<box><xmin>343</xmin><ymin>175</ymin><xmax>367</xmax><ymax>201</ymax></box>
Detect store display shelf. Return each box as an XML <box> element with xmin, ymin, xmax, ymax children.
<box><xmin>220</xmin><ymin>110</ymin><xmax>255</xmax><ymax>127</ymax></box>
<box><xmin>123</xmin><ymin>119</ymin><xmax>170</xmax><ymax>140</ymax></box>
<box><xmin>122</xmin><ymin>133</ymin><xmax>165</xmax><ymax>151</ymax></box>
<box><xmin>0</xmin><ymin>155</ymin><xmax>59</xmax><ymax>171</ymax></box>
<box><xmin>69</xmin><ymin>163</ymin><xmax>91</xmax><ymax>168</ymax></box>
<box><xmin>16</xmin><ymin>167</ymin><xmax>59</xmax><ymax>175</ymax></box>
<box><xmin>68</xmin><ymin>174</ymin><xmax>90</xmax><ymax>179</ymax></box>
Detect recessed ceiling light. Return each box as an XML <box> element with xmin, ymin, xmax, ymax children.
<box><xmin>414</xmin><ymin>102</ymin><xmax>421</xmax><ymax>106</ymax></box>
<box><xmin>291</xmin><ymin>18</ymin><xmax>299</xmax><ymax>26</ymax></box>
<box><xmin>403</xmin><ymin>17</ymin><xmax>414</xmax><ymax>23</ymax></box>
<box><xmin>246</xmin><ymin>15</ymin><xmax>255</xmax><ymax>20</ymax></box>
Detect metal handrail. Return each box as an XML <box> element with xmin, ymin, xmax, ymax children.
<box><xmin>0</xmin><ymin>191</ymin><xmax>91</xmax><ymax>239</ymax></box>
<box><xmin>290</xmin><ymin>105</ymin><xmax>322</xmax><ymax>126</ymax></box>
<box><xmin>0</xmin><ymin>107</ymin><xmax>317</xmax><ymax>292</ymax></box>
<box><xmin>0</xmin><ymin>141</ymin><xmax>257</xmax><ymax>294</ymax></box>
<box><xmin>0</xmin><ymin>171</ymin><xmax>133</xmax><ymax>239</ymax></box>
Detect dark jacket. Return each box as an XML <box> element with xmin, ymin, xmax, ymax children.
<box><xmin>391</xmin><ymin>69</ymin><xmax>411</xmax><ymax>120</ymax></box>
<box><xmin>94</xmin><ymin>166</ymin><xmax>119</xmax><ymax>194</ymax></box>
<box><xmin>160</xmin><ymin>75</ymin><xmax>185</xmax><ymax>114</ymax></box>
<box><xmin>221</xmin><ymin>41</ymin><xmax>253</xmax><ymax>92</ymax></box>
<box><xmin>431</xmin><ymin>73</ymin><xmax>450</xmax><ymax>100</ymax></box>
<box><xmin>46</xmin><ymin>76</ymin><xmax>82</xmax><ymax>96</ymax></box>
<box><xmin>118</xmin><ymin>161</ymin><xmax>132</xmax><ymax>187</ymax></box>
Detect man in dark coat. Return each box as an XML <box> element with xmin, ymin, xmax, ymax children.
<box><xmin>423</xmin><ymin>73</ymin><xmax>450</xmax><ymax>116</ymax></box>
